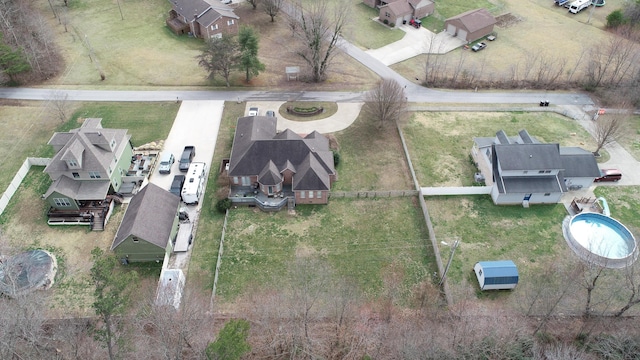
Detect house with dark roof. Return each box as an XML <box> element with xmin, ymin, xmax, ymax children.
<box><xmin>166</xmin><ymin>0</ymin><xmax>239</xmax><ymax>39</ymax></box>
<box><xmin>471</xmin><ymin>130</ymin><xmax>601</xmax><ymax>205</ymax></box>
<box><xmin>43</xmin><ymin>118</ymin><xmax>133</xmax><ymax>229</ymax></box>
<box><xmin>227</xmin><ymin>116</ymin><xmax>336</xmax><ymax>210</ymax></box>
<box><xmin>365</xmin><ymin>0</ymin><xmax>434</xmax><ymax>25</ymax></box>
<box><xmin>445</xmin><ymin>8</ymin><xmax>496</xmax><ymax>43</ymax></box>
<box><xmin>111</xmin><ymin>183</ymin><xmax>181</xmax><ymax>263</ymax></box>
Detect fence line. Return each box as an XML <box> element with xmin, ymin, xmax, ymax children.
<box><xmin>210</xmin><ymin>209</ymin><xmax>229</xmax><ymax>313</ymax></box>
<box><xmin>329</xmin><ymin>190</ymin><xmax>418</xmax><ymax>198</ymax></box>
<box><xmin>421</xmin><ymin>186</ymin><xmax>492</xmax><ymax>196</ymax></box>
<box><xmin>0</xmin><ymin>157</ymin><xmax>51</xmax><ymax>216</ymax></box>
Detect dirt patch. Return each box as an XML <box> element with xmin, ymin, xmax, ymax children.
<box><xmin>495</xmin><ymin>13</ymin><xmax>523</xmax><ymax>29</ymax></box>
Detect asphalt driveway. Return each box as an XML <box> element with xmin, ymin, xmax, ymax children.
<box><xmin>366</xmin><ymin>23</ymin><xmax>466</xmax><ymax>66</ymax></box>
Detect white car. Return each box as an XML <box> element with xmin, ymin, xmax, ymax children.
<box><xmin>248</xmin><ymin>107</ymin><xmax>259</xmax><ymax>116</ymax></box>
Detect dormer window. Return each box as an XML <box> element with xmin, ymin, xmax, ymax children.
<box><xmin>67</xmin><ymin>160</ymin><xmax>79</xmax><ymax>168</ymax></box>
<box><xmin>110</xmin><ymin>139</ymin><xmax>116</xmax><ymax>150</ymax></box>
<box><xmin>89</xmin><ymin>171</ymin><xmax>101</xmax><ymax>179</ymax></box>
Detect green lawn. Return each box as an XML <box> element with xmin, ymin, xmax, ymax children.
<box><xmin>348</xmin><ymin>2</ymin><xmax>405</xmax><ymax>50</ymax></box>
<box><xmin>427</xmin><ymin>195</ymin><xmax>568</xmax><ymax>284</ymax></box>
<box><xmin>403</xmin><ymin>111</ymin><xmax>598</xmax><ymax>186</ymax></box>
<box><xmin>215</xmin><ymin>197</ymin><xmax>433</xmax><ymax>303</ymax></box>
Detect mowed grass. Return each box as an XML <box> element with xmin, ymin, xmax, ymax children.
<box><xmin>348</xmin><ymin>2</ymin><xmax>405</xmax><ymax>50</ymax></box>
<box><xmin>38</xmin><ymin>0</ymin><xmax>206</xmax><ymax>87</ymax></box>
<box><xmin>614</xmin><ymin>114</ymin><xmax>640</xmax><ymax>162</ymax></box>
<box><xmin>402</xmin><ymin>111</ymin><xmax>597</xmax><ymax>186</ymax></box>
<box><xmin>594</xmin><ymin>186</ymin><xmax>640</xmax><ymax>236</ymax></box>
<box><xmin>426</xmin><ymin>195</ymin><xmax>568</xmax><ymax>286</ymax></box>
<box><xmin>215</xmin><ymin>197</ymin><xmax>433</xmax><ymax>302</ymax></box>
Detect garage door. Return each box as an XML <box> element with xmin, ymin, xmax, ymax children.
<box><xmin>446</xmin><ymin>24</ymin><xmax>456</xmax><ymax>35</ymax></box>
<box><xmin>457</xmin><ymin>29</ymin><xmax>468</xmax><ymax>41</ymax></box>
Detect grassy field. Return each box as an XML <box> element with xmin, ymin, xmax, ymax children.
<box><xmin>402</xmin><ymin>111</ymin><xmax>597</xmax><ymax>186</ymax></box>
<box><xmin>215</xmin><ymin>197</ymin><xmax>433</xmax><ymax>303</ymax></box>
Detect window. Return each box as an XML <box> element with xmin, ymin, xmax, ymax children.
<box><xmin>538</xmin><ymin>170</ymin><xmax>545</xmax><ymax>174</ymax></box>
<box><xmin>385</xmin><ymin>12</ymin><xmax>390</xmax><ymax>17</ymax></box>
<box><xmin>110</xmin><ymin>139</ymin><xmax>116</xmax><ymax>150</ymax></box>
<box><xmin>233</xmin><ymin>177</ymin><xmax>239</xmax><ymax>184</ymax></box>
<box><xmin>67</xmin><ymin>160</ymin><xmax>78</xmax><ymax>167</ymax></box>
<box><xmin>309</xmin><ymin>191</ymin><xmax>314</xmax><ymax>198</ymax></box>
<box><xmin>227</xmin><ymin>19</ymin><xmax>234</xmax><ymax>26</ymax></box>
<box><xmin>53</xmin><ymin>198</ymin><xmax>71</xmax><ymax>207</ymax></box>
<box><xmin>300</xmin><ymin>191</ymin><xmax>305</xmax><ymax>199</ymax></box>
<box><xmin>211</xmin><ymin>24</ymin><xmax>218</xmax><ymax>30</ymax></box>
<box><xmin>523</xmin><ymin>171</ymin><xmax>528</xmax><ymax>174</ymax></box>
<box><xmin>72</xmin><ymin>172</ymin><xmax>80</xmax><ymax>179</ymax></box>
<box><xmin>132</xmin><ymin>237</ymin><xmax>139</xmax><ymax>243</ymax></box>
<box><xmin>545</xmin><ymin>170</ymin><xmax>551</xmax><ymax>173</ymax></box>
<box><xmin>89</xmin><ymin>171</ymin><xmax>101</xmax><ymax>179</ymax></box>
<box><xmin>108</xmin><ymin>166</ymin><xmax>112</xmax><ymax>174</ymax></box>
<box><xmin>316</xmin><ymin>191</ymin><xmax>321</xmax><ymax>198</ymax></box>
<box><xmin>544</xmin><ymin>193</ymin><xmax>551</xmax><ymax>196</ymax></box>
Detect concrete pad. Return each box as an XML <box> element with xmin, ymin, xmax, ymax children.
<box><xmin>366</xmin><ymin>24</ymin><xmax>466</xmax><ymax>66</ymax></box>
<box><xmin>245</xmin><ymin>101</ymin><xmax>363</xmax><ymax>134</ymax></box>
<box><xmin>149</xmin><ymin>100</ymin><xmax>224</xmax><ymax>191</ymax></box>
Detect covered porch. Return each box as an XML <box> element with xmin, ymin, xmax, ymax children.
<box><xmin>229</xmin><ymin>185</ymin><xmax>295</xmax><ymax>211</ymax></box>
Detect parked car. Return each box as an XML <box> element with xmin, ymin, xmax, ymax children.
<box><xmin>471</xmin><ymin>42</ymin><xmax>487</xmax><ymax>52</ymax></box>
<box><xmin>179</xmin><ymin>146</ymin><xmax>196</xmax><ymax>172</ymax></box>
<box><xmin>248</xmin><ymin>107</ymin><xmax>259</xmax><ymax>116</ymax></box>
<box><xmin>594</xmin><ymin>169</ymin><xmax>622</xmax><ymax>182</ymax></box>
<box><xmin>266</xmin><ymin>110</ymin><xmax>276</xmax><ymax>118</ymax></box>
<box><xmin>158</xmin><ymin>151</ymin><xmax>174</xmax><ymax>174</ymax></box>
<box><xmin>170</xmin><ymin>175</ymin><xmax>185</xmax><ymax>199</ymax></box>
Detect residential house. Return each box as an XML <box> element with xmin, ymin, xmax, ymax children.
<box><xmin>111</xmin><ymin>183</ymin><xmax>181</xmax><ymax>263</ymax></box>
<box><xmin>366</xmin><ymin>0</ymin><xmax>434</xmax><ymax>25</ymax></box>
<box><xmin>471</xmin><ymin>130</ymin><xmax>600</xmax><ymax>205</ymax></box>
<box><xmin>167</xmin><ymin>0</ymin><xmax>239</xmax><ymax>39</ymax></box>
<box><xmin>43</xmin><ymin>118</ymin><xmax>132</xmax><ymax>229</ymax></box>
<box><xmin>227</xmin><ymin>116</ymin><xmax>336</xmax><ymax>210</ymax></box>
<box><xmin>445</xmin><ymin>8</ymin><xmax>496</xmax><ymax>43</ymax></box>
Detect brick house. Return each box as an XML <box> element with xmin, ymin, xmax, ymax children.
<box><xmin>365</xmin><ymin>0</ymin><xmax>434</xmax><ymax>25</ymax></box>
<box><xmin>166</xmin><ymin>0</ymin><xmax>239</xmax><ymax>39</ymax></box>
<box><xmin>445</xmin><ymin>8</ymin><xmax>496</xmax><ymax>43</ymax></box>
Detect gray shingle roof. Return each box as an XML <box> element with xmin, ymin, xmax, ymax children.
<box><xmin>560</xmin><ymin>147</ymin><xmax>601</xmax><ymax>177</ymax></box>
<box><xmin>111</xmin><ymin>183</ymin><xmax>180</xmax><ymax>250</ymax></box>
<box><xmin>501</xmin><ymin>176</ymin><xmax>563</xmax><ymax>193</ymax></box>
<box><xmin>494</xmin><ymin>143</ymin><xmax>562</xmax><ymax>171</ymax></box>
<box><xmin>171</xmin><ymin>0</ymin><xmax>238</xmax><ymax>27</ymax></box>
<box><xmin>258</xmin><ymin>160</ymin><xmax>282</xmax><ymax>185</ymax></box>
<box><xmin>44</xmin><ymin>175</ymin><xmax>111</xmax><ymax>200</ymax></box>
<box><xmin>228</xmin><ymin>117</ymin><xmax>335</xmax><ymax>191</ymax></box>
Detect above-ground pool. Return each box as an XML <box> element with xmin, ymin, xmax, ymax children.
<box><xmin>563</xmin><ymin>212</ymin><xmax>637</xmax><ymax>268</ymax></box>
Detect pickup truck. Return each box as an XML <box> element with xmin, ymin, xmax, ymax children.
<box><xmin>471</xmin><ymin>42</ymin><xmax>487</xmax><ymax>52</ymax></box>
<box><xmin>179</xmin><ymin>146</ymin><xmax>196</xmax><ymax>172</ymax></box>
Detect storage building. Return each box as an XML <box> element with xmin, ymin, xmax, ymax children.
<box><xmin>473</xmin><ymin>260</ymin><xmax>519</xmax><ymax>290</ymax></box>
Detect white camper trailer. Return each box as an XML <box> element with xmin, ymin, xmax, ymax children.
<box><xmin>568</xmin><ymin>0</ymin><xmax>591</xmax><ymax>13</ymax></box>
<box><xmin>181</xmin><ymin>162</ymin><xmax>206</xmax><ymax>205</ymax></box>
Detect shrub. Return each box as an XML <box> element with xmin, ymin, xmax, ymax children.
<box><xmin>333</xmin><ymin>151</ymin><xmax>341</xmax><ymax>167</ymax></box>
<box><xmin>215</xmin><ymin>198</ymin><xmax>232</xmax><ymax>213</ymax></box>
<box><xmin>383</xmin><ymin>19</ymin><xmax>388</xmax><ymax>24</ymax></box>
<box><xmin>606</xmin><ymin>9</ymin><xmax>626</xmax><ymax>28</ymax></box>
<box><xmin>390</xmin><ymin>23</ymin><xmax>395</xmax><ymax>27</ymax></box>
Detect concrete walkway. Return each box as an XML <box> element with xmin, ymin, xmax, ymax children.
<box><xmin>366</xmin><ymin>24</ymin><xmax>466</xmax><ymax>66</ymax></box>
<box><xmin>245</xmin><ymin>101</ymin><xmax>363</xmax><ymax>134</ymax></box>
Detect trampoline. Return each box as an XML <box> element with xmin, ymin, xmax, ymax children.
<box><xmin>0</xmin><ymin>250</ymin><xmax>58</xmax><ymax>297</ymax></box>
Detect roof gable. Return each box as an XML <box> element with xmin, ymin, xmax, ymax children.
<box><xmin>293</xmin><ymin>153</ymin><xmax>331</xmax><ymax>190</ymax></box>
<box><xmin>494</xmin><ymin>143</ymin><xmax>562</xmax><ymax>171</ymax></box>
<box><xmin>447</xmin><ymin>8</ymin><xmax>496</xmax><ymax>32</ymax></box>
<box><xmin>111</xmin><ymin>183</ymin><xmax>180</xmax><ymax>250</ymax></box>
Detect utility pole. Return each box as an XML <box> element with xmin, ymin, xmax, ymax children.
<box><xmin>439</xmin><ymin>239</ymin><xmax>460</xmax><ymax>286</ymax></box>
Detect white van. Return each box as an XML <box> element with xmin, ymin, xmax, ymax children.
<box><xmin>568</xmin><ymin>0</ymin><xmax>591</xmax><ymax>13</ymax></box>
<box><xmin>181</xmin><ymin>162</ymin><xmax>206</xmax><ymax>205</ymax></box>
<box><xmin>158</xmin><ymin>152</ymin><xmax>175</xmax><ymax>174</ymax></box>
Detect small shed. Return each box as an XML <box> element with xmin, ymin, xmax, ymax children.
<box><xmin>473</xmin><ymin>260</ymin><xmax>519</xmax><ymax>290</ymax></box>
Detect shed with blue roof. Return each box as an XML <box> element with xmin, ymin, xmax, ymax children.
<box><xmin>473</xmin><ymin>260</ymin><xmax>519</xmax><ymax>290</ymax></box>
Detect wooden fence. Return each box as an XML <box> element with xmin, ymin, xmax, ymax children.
<box><xmin>329</xmin><ymin>190</ymin><xmax>419</xmax><ymax>198</ymax></box>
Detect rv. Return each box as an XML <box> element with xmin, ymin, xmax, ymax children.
<box><xmin>568</xmin><ymin>0</ymin><xmax>591</xmax><ymax>13</ymax></box>
<box><xmin>181</xmin><ymin>162</ymin><xmax>206</xmax><ymax>205</ymax></box>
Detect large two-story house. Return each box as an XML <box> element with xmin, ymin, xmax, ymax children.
<box><xmin>166</xmin><ymin>0</ymin><xmax>239</xmax><ymax>39</ymax></box>
<box><xmin>227</xmin><ymin>116</ymin><xmax>336</xmax><ymax>211</ymax></box>
<box><xmin>364</xmin><ymin>0</ymin><xmax>434</xmax><ymax>26</ymax></box>
<box><xmin>472</xmin><ymin>129</ymin><xmax>601</xmax><ymax>205</ymax></box>
<box><xmin>43</xmin><ymin>118</ymin><xmax>133</xmax><ymax>229</ymax></box>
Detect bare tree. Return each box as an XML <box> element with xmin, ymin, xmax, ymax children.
<box><xmin>262</xmin><ymin>0</ymin><xmax>283</xmax><ymax>22</ymax></box>
<box><xmin>245</xmin><ymin>0</ymin><xmax>258</xmax><ymax>9</ymax></box>
<box><xmin>592</xmin><ymin>111</ymin><xmax>629</xmax><ymax>156</ymax></box>
<box><xmin>363</xmin><ymin>78</ymin><xmax>408</xmax><ymax>128</ymax></box>
<box><xmin>50</xmin><ymin>90</ymin><xmax>70</xmax><ymax>123</ymax></box>
<box><xmin>614</xmin><ymin>258</ymin><xmax>640</xmax><ymax>317</ymax></box>
<box><xmin>290</xmin><ymin>0</ymin><xmax>347</xmax><ymax>82</ymax></box>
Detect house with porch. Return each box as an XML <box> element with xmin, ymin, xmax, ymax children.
<box><xmin>471</xmin><ymin>130</ymin><xmax>600</xmax><ymax>205</ymax></box>
<box><xmin>111</xmin><ymin>183</ymin><xmax>181</xmax><ymax>263</ymax></box>
<box><xmin>166</xmin><ymin>0</ymin><xmax>239</xmax><ymax>39</ymax></box>
<box><xmin>227</xmin><ymin>116</ymin><xmax>336</xmax><ymax>211</ymax></box>
<box><xmin>43</xmin><ymin>118</ymin><xmax>133</xmax><ymax>230</ymax></box>
<box><xmin>445</xmin><ymin>8</ymin><xmax>496</xmax><ymax>43</ymax></box>
<box><xmin>365</xmin><ymin>0</ymin><xmax>434</xmax><ymax>25</ymax></box>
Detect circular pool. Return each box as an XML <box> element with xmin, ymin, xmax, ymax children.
<box><xmin>563</xmin><ymin>213</ymin><xmax>637</xmax><ymax>268</ymax></box>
